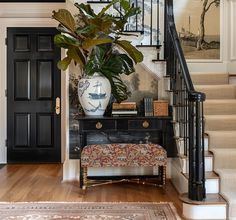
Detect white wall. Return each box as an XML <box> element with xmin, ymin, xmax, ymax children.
<box><xmin>227</xmin><ymin>0</ymin><xmax>236</xmax><ymax>74</ymax></box>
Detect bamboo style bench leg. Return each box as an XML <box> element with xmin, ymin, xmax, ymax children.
<box><xmin>82</xmin><ymin>167</ymin><xmax>87</xmax><ymax>190</ymax></box>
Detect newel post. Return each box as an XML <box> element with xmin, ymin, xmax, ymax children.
<box><xmin>188</xmin><ymin>91</ymin><xmax>206</xmax><ymax>201</ymax></box>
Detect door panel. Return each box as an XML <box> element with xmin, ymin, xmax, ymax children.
<box><xmin>14</xmin><ymin>60</ymin><xmax>31</xmax><ymax>100</ymax></box>
<box><xmin>37</xmin><ymin>60</ymin><xmax>53</xmax><ymax>99</ymax></box>
<box><xmin>14</xmin><ymin>113</ymin><xmax>30</xmax><ymax>147</ymax></box>
<box><xmin>7</xmin><ymin>27</ymin><xmax>61</xmax><ymax>163</ymax></box>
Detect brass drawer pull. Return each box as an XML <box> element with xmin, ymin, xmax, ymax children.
<box><xmin>142</xmin><ymin>120</ymin><xmax>149</xmax><ymax>128</ymax></box>
<box><xmin>96</xmin><ymin>122</ymin><xmax>103</xmax><ymax>129</ymax></box>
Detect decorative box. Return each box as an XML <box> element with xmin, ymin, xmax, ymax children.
<box><xmin>153</xmin><ymin>100</ymin><xmax>168</xmax><ymax>116</ymax></box>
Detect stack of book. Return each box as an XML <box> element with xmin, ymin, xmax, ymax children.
<box><xmin>112</xmin><ymin>102</ymin><xmax>137</xmax><ymax>116</ymax></box>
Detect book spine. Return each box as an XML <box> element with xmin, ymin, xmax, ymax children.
<box><xmin>112</xmin><ymin>103</ymin><xmax>136</xmax><ymax>110</ymax></box>
<box><xmin>144</xmin><ymin>98</ymin><xmax>154</xmax><ymax>116</ymax></box>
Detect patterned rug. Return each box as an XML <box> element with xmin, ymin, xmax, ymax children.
<box><xmin>0</xmin><ymin>202</ymin><xmax>181</xmax><ymax>220</ymax></box>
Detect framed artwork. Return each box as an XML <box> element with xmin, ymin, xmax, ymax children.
<box><xmin>174</xmin><ymin>0</ymin><xmax>220</xmax><ymax>60</ymax></box>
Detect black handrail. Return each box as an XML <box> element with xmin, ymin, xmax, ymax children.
<box><xmin>164</xmin><ymin>0</ymin><xmax>206</xmax><ymax>201</ymax></box>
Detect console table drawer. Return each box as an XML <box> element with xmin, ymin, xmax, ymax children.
<box><xmin>128</xmin><ymin>119</ymin><xmax>162</xmax><ymax>130</ymax></box>
<box><xmin>82</xmin><ymin>120</ymin><xmax>116</xmax><ymax>131</ymax></box>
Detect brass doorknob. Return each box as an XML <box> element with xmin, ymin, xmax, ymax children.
<box><xmin>55</xmin><ymin>97</ymin><xmax>60</xmax><ymax>115</ymax></box>
<box><xmin>142</xmin><ymin>120</ymin><xmax>149</xmax><ymax>128</ymax></box>
<box><xmin>96</xmin><ymin>122</ymin><xmax>103</xmax><ymax>129</ymax></box>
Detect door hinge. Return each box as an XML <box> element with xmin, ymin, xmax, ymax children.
<box><xmin>5</xmin><ymin>139</ymin><xmax>8</xmax><ymax>147</ymax></box>
<box><xmin>5</xmin><ymin>89</ymin><xmax>7</xmax><ymax>97</ymax></box>
<box><xmin>5</xmin><ymin>38</ymin><xmax>8</xmax><ymax>46</ymax></box>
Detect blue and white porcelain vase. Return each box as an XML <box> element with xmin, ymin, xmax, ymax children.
<box><xmin>78</xmin><ymin>73</ymin><xmax>111</xmax><ymax>116</ymax></box>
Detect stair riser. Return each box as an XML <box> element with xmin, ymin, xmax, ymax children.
<box><xmin>211</xmin><ymin>150</ymin><xmax>236</xmax><ymax>172</ymax></box>
<box><xmin>195</xmin><ymin>86</ymin><xmax>235</xmax><ymax>99</ymax></box>
<box><xmin>191</xmin><ymin>73</ymin><xmax>229</xmax><ymax>85</ymax></box>
<box><xmin>176</xmin><ymin>137</ymin><xmax>209</xmax><ymax>155</ymax></box>
<box><xmin>205</xmin><ymin>119</ymin><xmax>236</xmax><ymax>131</ymax></box>
<box><xmin>208</xmin><ymin>135</ymin><xmax>236</xmax><ymax>149</ymax></box>
<box><xmin>204</xmin><ymin>103</ymin><xmax>236</xmax><ymax>115</ymax></box>
<box><xmin>171</xmin><ymin>161</ymin><xmax>219</xmax><ymax>194</ymax></box>
<box><xmin>183</xmin><ymin>203</ymin><xmax>227</xmax><ymax>219</ymax></box>
<box><xmin>181</xmin><ymin>156</ymin><xmax>213</xmax><ymax>173</ymax></box>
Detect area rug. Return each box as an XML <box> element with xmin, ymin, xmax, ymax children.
<box><xmin>0</xmin><ymin>202</ymin><xmax>181</xmax><ymax>220</ymax></box>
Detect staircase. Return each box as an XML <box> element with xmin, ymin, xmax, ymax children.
<box><xmin>192</xmin><ymin>72</ymin><xmax>236</xmax><ymax>220</ymax></box>
<box><xmin>82</xmin><ymin>0</ymin><xmax>232</xmax><ymax>219</ymax></box>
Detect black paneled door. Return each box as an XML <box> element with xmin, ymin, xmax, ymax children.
<box><xmin>7</xmin><ymin>27</ymin><xmax>61</xmax><ymax>163</ymax></box>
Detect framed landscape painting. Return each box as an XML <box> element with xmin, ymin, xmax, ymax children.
<box><xmin>174</xmin><ymin>0</ymin><xmax>220</xmax><ymax>60</ymax></box>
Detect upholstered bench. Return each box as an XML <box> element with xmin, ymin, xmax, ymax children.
<box><xmin>80</xmin><ymin>143</ymin><xmax>167</xmax><ymax>190</ymax></box>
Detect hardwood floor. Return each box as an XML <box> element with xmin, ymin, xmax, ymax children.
<box><xmin>0</xmin><ymin>164</ymin><xmax>183</xmax><ymax>218</ymax></box>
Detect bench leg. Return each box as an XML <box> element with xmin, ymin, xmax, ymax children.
<box><xmin>159</xmin><ymin>166</ymin><xmax>166</xmax><ymax>186</ymax></box>
<box><xmin>82</xmin><ymin>167</ymin><xmax>87</xmax><ymax>190</ymax></box>
<box><xmin>163</xmin><ymin>166</ymin><xmax>166</xmax><ymax>186</ymax></box>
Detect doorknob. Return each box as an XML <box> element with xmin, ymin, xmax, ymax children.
<box><xmin>55</xmin><ymin>97</ymin><xmax>60</xmax><ymax>115</ymax></box>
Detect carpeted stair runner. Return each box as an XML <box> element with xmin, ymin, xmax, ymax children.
<box><xmin>195</xmin><ymin>85</ymin><xmax>236</xmax><ymax>99</ymax></box>
<box><xmin>205</xmin><ymin>115</ymin><xmax>236</xmax><ymax>131</ymax></box>
<box><xmin>210</xmin><ymin>148</ymin><xmax>236</xmax><ymax>169</ymax></box>
<box><xmin>191</xmin><ymin>72</ymin><xmax>229</xmax><ymax>85</ymax></box>
<box><xmin>204</xmin><ymin>99</ymin><xmax>236</xmax><ymax>115</ymax></box>
<box><xmin>207</xmin><ymin>131</ymin><xmax>236</xmax><ymax>148</ymax></box>
<box><xmin>215</xmin><ymin>169</ymin><xmax>236</xmax><ymax>219</ymax></box>
<box><xmin>192</xmin><ymin>72</ymin><xmax>236</xmax><ymax>219</ymax></box>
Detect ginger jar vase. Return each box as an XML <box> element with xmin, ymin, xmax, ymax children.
<box><xmin>78</xmin><ymin>73</ymin><xmax>111</xmax><ymax>116</ymax></box>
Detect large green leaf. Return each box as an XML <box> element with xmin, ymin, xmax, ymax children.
<box><xmin>54</xmin><ymin>34</ymin><xmax>80</xmax><ymax>49</ymax></box>
<box><xmin>118</xmin><ymin>54</ymin><xmax>135</xmax><ymax>75</ymax></box>
<box><xmin>76</xmin><ymin>24</ymin><xmax>96</xmax><ymax>36</ymax></box>
<box><xmin>82</xmin><ymin>38</ymin><xmax>113</xmax><ymax>50</ymax></box>
<box><xmin>102</xmin><ymin>73</ymin><xmax>131</xmax><ymax>102</ymax></box>
<box><xmin>67</xmin><ymin>46</ymin><xmax>86</xmax><ymax>67</ymax></box>
<box><xmin>57</xmin><ymin>56</ymin><xmax>72</xmax><ymax>71</ymax></box>
<box><xmin>52</xmin><ymin>9</ymin><xmax>76</xmax><ymax>32</ymax></box>
<box><xmin>97</xmin><ymin>0</ymin><xmax>119</xmax><ymax>17</ymax></box>
<box><xmin>89</xmin><ymin>17</ymin><xmax>113</xmax><ymax>34</ymax></box>
<box><xmin>116</xmin><ymin>40</ymin><xmax>143</xmax><ymax>63</ymax></box>
<box><xmin>84</xmin><ymin>44</ymin><xmax>133</xmax><ymax>102</ymax></box>
<box><xmin>120</xmin><ymin>0</ymin><xmax>130</xmax><ymax>12</ymax></box>
<box><xmin>74</xmin><ymin>3</ymin><xmax>96</xmax><ymax>18</ymax></box>
<box><xmin>84</xmin><ymin>44</ymin><xmax>111</xmax><ymax>75</ymax></box>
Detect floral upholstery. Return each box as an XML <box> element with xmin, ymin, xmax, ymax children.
<box><xmin>81</xmin><ymin>143</ymin><xmax>167</xmax><ymax>168</ymax></box>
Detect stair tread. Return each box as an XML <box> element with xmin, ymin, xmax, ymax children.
<box><xmin>179</xmin><ymin>151</ymin><xmax>213</xmax><ymax>158</ymax></box>
<box><xmin>215</xmin><ymin>168</ymin><xmax>236</xmax><ymax>179</ymax></box>
<box><xmin>206</xmin><ymin>130</ymin><xmax>236</xmax><ymax>135</ymax></box>
<box><xmin>205</xmin><ymin>114</ymin><xmax>236</xmax><ymax>119</ymax></box>
<box><xmin>192</xmin><ymin>72</ymin><xmax>228</xmax><ymax>75</ymax></box>
<box><xmin>180</xmin><ymin>193</ymin><xmax>227</xmax><ymax>205</ymax></box>
<box><xmin>191</xmin><ymin>72</ymin><xmax>229</xmax><ymax>85</ymax></box>
<box><xmin>183</xmin><ymin>171</ymin><xmax>219</xmax><ymax>179</ymax></box>
<box><xmin>210</xmin><ymin>148</ymin><xmax>236</xmax><ymax>152</ymax></box>
<box><xmin>205</xmin><ymin>99</ymin><xmax>236</xmax><ymax>103</ymax></box>
<box><xmin>195</xmin><ymin>84</ymin><xmax>234</xmax><ymax>88</ymax></box>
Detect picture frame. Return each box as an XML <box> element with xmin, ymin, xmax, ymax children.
<box><xmin>174</xmin><ymin>0</ymin><xmax>221</xmax><ymax>60</ymax></box>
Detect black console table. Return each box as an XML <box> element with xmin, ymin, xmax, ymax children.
<box><xmin>78</xmin><ymin>116</ymin><xmax>176</xmax><ymax>188</ymax></box>
<box><xmin>78</xmin><ymin>115</ymin><xmax>172</xmax><ymax>148</ymax></box>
